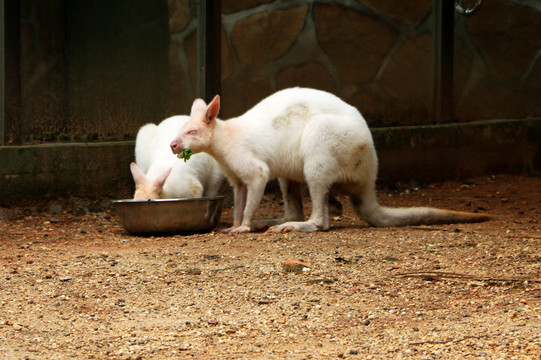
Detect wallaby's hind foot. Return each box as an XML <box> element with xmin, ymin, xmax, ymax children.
<box><xmin>250</xmin><ymin>218</ymin><xmax>290</xmax><ymax>232</ymax></box>
<box><xmin>249</xmin><ymin>179</ymin><xmax>306</xmax><ymax>231</ymax></box>
<box><xmin>221</xmin><ymin>225</ymin><xmax>251</xmax><ymax>234</ymax></box>
<box><xmin>268</xmin><ymin>220</ymin><xmax>328</xmax><ymax>233</ymax></box>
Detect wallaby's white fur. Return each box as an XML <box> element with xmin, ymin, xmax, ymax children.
<box><xmin>132</xmin><ymin>116</ymin><xmax>223</xmax><ymax>200</ymax></box>
<box><xmin>170</xmin><ymin>87</ymin><xmax>490</xmax><ymax>233</ymax></box>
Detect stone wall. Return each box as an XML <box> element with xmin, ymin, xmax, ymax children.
<box><xmin>5</xmin><ymin>0</ymin><xmax>541</xmax><ymax>143</ymax></box>
<box><xmin>168</xmin><ymin>0</ymin><xmax>541</xmax><ymax>126</ymax></box>
<box><xmin>454</xmin><ymin>0</ymin><xmax>541</xmax><ymax>122</ymax></box>
<box><xmin>3</xmin><ymin>0</ymin><xmax>539</xmax><ymax>205</ymax></box>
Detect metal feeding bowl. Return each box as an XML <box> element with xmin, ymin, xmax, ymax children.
<box><xmin>111</xmin><ymin>196</ymin><xmax>224</xmax><ymax>235</ymax></box>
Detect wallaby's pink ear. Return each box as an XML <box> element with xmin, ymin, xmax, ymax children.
<box><xmin>155</xmin><ymin>167</ymin><xmax>172</xmax><ymax>188</ymax></box>
<box><xmin>130</xmin><ymin>162</ymin><xmax>146</xmax><ymax>183</ymax></box>
<box><xmin>191</xmin><ymin>98</ymin><xmax>207</xmax><ymax>116</ymax></box>
<box><xmin>205</xmin><ymin>95</ymin><xmax>220</xmax><ymax>125</ymax></box>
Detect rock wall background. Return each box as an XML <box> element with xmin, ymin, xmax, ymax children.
<box><xmin>169</xmin><ymin>0</ymin><xmax>541</xmax><ymax>126</ymax></box>
<box><xmin>3</xmin><ymin>0</ymin><xmax>540</xmax><ymax>203</ymax></box>
<box><xmin>5</xmin><ymin>0</ymin><xmax>541</xmax><ymax>144</ymax></box>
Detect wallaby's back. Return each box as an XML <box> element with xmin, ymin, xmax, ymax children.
<box><xmin>228</xmin><ymin>87</ymin><xmax>376</xmax><ymax>184</ymax></box>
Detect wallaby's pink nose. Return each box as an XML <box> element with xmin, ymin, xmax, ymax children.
<box><xmin>170</xmin><ymin>141</ymin><xmax>179</xmax><ymax>154</ymax></box>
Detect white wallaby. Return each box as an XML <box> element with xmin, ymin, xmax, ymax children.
<box><xmin>170</xmin><ymin>87</ymin><xmax>491</xmax><ymax>233</ymax></box>
<box><xmin>131</xmin><ymin>116</ymin><xmax>223</xmax><ymax>200</ymax></box>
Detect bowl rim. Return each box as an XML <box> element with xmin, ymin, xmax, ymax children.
<box><xmin>111</xmin><ymin>195</ymin><xmax>225</xmax><ymax>204</ymax></box>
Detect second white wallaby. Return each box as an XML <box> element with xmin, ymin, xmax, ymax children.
<box><xmin>131</xmin><ymin>116</ymin><xmax>223</xmax><ymax>200</ymax></box>
<box><xmin>170</xmin><ymin>87</ymin><xmax>491</xmax><ymax>233</ymax></box>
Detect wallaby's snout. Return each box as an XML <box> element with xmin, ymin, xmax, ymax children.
<box><xmin>170</xmin><ymin>140</ymin><xmax>181</xmax><ymax>154</ymax></box>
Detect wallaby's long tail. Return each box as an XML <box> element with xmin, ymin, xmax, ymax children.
<box><xmin>351</xmin><ymin>195</ymin><xmax>491</xmax><ymax>227</ymax></box>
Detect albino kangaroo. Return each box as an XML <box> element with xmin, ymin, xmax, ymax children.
<box><xmin>131</xmin><ymin>116</ymin><xmax>223</xmax><ymax>200</ymax></box>
<box><xmin>170</xmin><ymin>87</ymin><xmax>490</xmax><ymax>233</ymax></box>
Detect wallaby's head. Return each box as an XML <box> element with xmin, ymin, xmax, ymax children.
<box><xmin>170</xmin><ymin>95</ymin><xmax>220</xmax><ymax>155</ymax></box>
<box><xmin>130</xmin><ymin>162</ymin><xmax>172</xmax><ymax>200</ymax></box>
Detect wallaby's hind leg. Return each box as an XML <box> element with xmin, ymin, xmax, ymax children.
<box><xmin>269</xmin><ymin>177</ymin><xmax>329</xmax><ymax>233</ymax></box>
<box><xmin>251</xmin><ymin>178</ymin><xmax>304</xmax><ymax>231</ymax></box>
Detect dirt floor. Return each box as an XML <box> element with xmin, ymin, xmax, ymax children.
<box><xmin>0</xmin><ymin>174</ymin><xmax>539</xmax><ymax>360</ymax></box>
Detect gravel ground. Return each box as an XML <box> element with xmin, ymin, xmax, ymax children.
<box><xmin>0</xmin><ymin>174</ymin><xmax>539</xmax><ymax>360</ymax></box>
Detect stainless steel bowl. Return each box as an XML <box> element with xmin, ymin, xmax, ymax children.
<box><xmin>111</xmin><ymin>196</ymin><xmax>224</xmax><ymax>235</ymax></box>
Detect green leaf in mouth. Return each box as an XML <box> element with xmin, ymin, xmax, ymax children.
<box><xmin>177</xmin><ymin>148</ymin><xmax>193</xmax><ymax>162</ymax></box>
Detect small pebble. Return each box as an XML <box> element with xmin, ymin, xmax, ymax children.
<box><xmin>283</xmin><ymin>258</ymin><xmax>311</xmax><ymax>273</ymax></box>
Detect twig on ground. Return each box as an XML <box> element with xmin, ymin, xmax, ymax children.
<box><xmin>392</xmin><ymin>270</ymin><xmax>541</xmax><ymax>283</ymax></box>
<box><xmin>409</xmin><ymin>226</ymin><xmax>541</xmax><ymax>240</ymax></box>
<box><xmin>410</xmin><ymin>333</ymin><xmax>494</xmax><ymax>346</ymax></box>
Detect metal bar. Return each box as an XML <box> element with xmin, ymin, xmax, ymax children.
<box><xmin>0</xmin><ymin>0</ymin><xmax>5</xmax><ymax>145</ymax></box>
<box><xmin>3</xmin><ymin>0</ymin><xmax>22</xmax><ymax>145</ymax></box>
<box><xmin>196</xmin><ymin>0</ymin><xmax>221</xmax><ymax>103</ymax></box>
<box><xmin>433</xmin><ymin>0</ymin><xmax>454</xmax><ymax>123</ymax></box>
